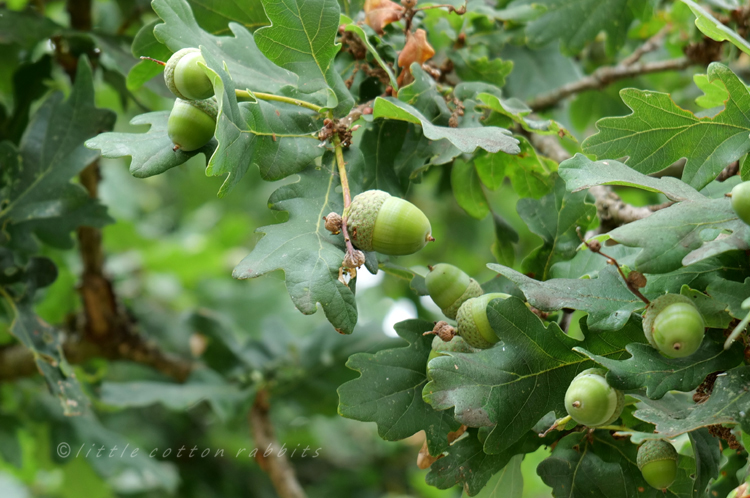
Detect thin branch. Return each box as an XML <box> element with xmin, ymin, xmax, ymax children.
<box><xmin>249</xmin><ymin>390</ymin><xmax>307</xmax><ymax>498</ymax></box>
<box><xmin>528</xmin><ymin>57</ymin><xmax>692</xmax><ymax>112</ymax></box>
<box><xmin>333</xmin><ymin>135</ymin><xmax>358</xmax><ymax>262</ymax></box>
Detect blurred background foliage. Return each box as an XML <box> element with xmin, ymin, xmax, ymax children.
<box><xmin>0</xmin><ymin>0</ymin><xmax>733</xmax><ymax>496</ymax></box>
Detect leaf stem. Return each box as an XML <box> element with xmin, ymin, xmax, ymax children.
<box><xmin>333</xmin><ymin>135</ymin><xmax>357</xmax><ymax>260</ymax></box>
<box><xmin>235</xmin><ymin>90</ymin><xmax>323</xmax><ymax>113</ymax></box>
<box><xmin>725</xmin><ymin>309</ymin><xmax>750</xmax><ymax>349</ymax></box>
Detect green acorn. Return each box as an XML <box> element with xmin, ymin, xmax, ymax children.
<box><xmin>167</xmin><ymin>98</ymin><xmax>217</xmax><ymax>152</ymax></box>
<box><xmin>164</xmin><ymin>48</ymin><xmax>214</xmax><ymax>101</ymax></box>
<box><xmin>344</xmin><ymin>190</ymin><xmax>433</xmax><ymax>256</ymax></box>
<box><xmin>425</xmin><ymin>264</ymin><xmax>483</xmax><ymax>320</ymax></box>
<box><xmin>637</xmin><ymin>439</ymin><xmax>678</xmax><ymax>490</ymax></box>
<box><xmin>564</xmin><ymin>368</ymin><xmax>624</xmax><ymax>427</ymax></box>
<box><xmin>456</xmin><ymin>293</ymin><xmax>509</xmax><ymax>349</ymax></box>
<box><xmin>426</xmin><ymin>335</ymin><xmax>479</xmax><ymax>380</ymax></box>
<box><xmin>731</xmin><ymin>181</ymin><xmax>750</xmax><ymax>226</ymax></box>
<box><xmin>642</xmin><ymin>294</ymin><xmax>705</xmax><ymax>358</ymax></box>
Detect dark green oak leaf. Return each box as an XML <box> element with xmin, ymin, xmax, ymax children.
<box><xmin>3</xmin><ymin>58</ymin><xmax>114</xmax><ymax>251</ymax></box>
<box><xmin>516</xmin><ymin>176</ymin><xmax>596</xmax><ymax>280</ymax></box>
<box><xmin>201</xmin><ymin>50</ymin><xmax>325</xmax><ymax>196</ymax></box>
<box><xmin>632</xmin><ymin>366</ymin><xmax>750</xmax><ymax>436</ymax></box>
<box><xmin>537</xmin><ymin>432</ymin><xmax>662</xmax><ymax>498</ymax></box>
<box><xmin>86</xmin><ymin>111</ymin><xmax>216</xmax><ymax>179</ymax></box>
<box><xmin>373</xmin><ymin>97</ymin><xmax>521</xmax><ymax>155</ymax></box>
<box><xmin>707</xmin><ymin>277</ymin><xmax>750</xmax><ymax>319</ymax></box>
<box><xmin>0</xmin><ymin>255</ymin><xmax>87</xmax><ymax>416</ymax></box>
<box><xmin>186</xmin><ymin>0</ymin><xmax>269</xmax><ymax>35</ymax></box>
<box><xmin>582</xmin><ymin>63</ymin><xmax>750</xmax><ymax>190</ymax></box>
<box><xmin>488</xmin><ymin>264</ymin><xmax>642</xmax><ymax>331</ymax></box>
<box><xmin>559</xmin><ymin>154</ymin><xmax>705</xmax><ymax>202</ymax></box>
<box><xmin>424</xmin><ymin>297</ymin><xmax>644</xmax><ymax>454</ymax></box>
<box><xmin>338</xmin><ymin>319</ymin><xmax>462</xmax><ymax>456</ymax></box>
<box><xmin>152</xmin><ymin>0</ymin><xmax>298</xmax><ymax>96</ymax></box>
<box><xmin>254</xmin><ymin>0</ymin><xmax>354</xmax><ymax>115</ymax></box>
<box><xmin>426</xmin><ymin>429</ymin><xmax>548</xmax><ymax>495</ymax></box>
<box><xmin>576</xmin><ymin>333</ymin><xmax>744</xmax><ymax>400</ymax></box>
<box><xmin>232</xmin><ymin>155</ymin><xmax>358</xmax><ymax>335</ymax></box>
<box><xmin>509</xmin><ymin>0</ymin><xmax>641</xmax><ymax>55</ymax></box>
<box><xmin>606</xmin><ymin>196</ymin><xmax>750</xmax><ymax>274</ymax></box>
<box><xmin>452</xmin><ymin>158</ymin><xmax>490</xmax><ymax>219</ymax></box>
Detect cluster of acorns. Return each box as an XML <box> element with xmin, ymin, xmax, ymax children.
<box><xmin>161</xmin><ymin>48</ymin><xmax>217</xmax><ymax>152</ymax></box>
<box><xmin>416</xmin><ymin>261</ymin><xmax>710</xmax><ymax>491</ymax></box>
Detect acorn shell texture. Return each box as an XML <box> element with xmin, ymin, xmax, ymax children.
<box><xmin>637</xmin><ymin>439</ymin><xmax>678</xmax><ymax>489</ymax></box>
<box><xmin>456</xmin><ymin>293</ymin><xmax>509</xmax><ymax>349</ymax></box>
<box><xmin>564</xmin><ymin>368</ymin><xmax>624</xmax><ymax>427</ymax></box>
<box><xmin>345</xmin><ymin>190</ymin><xmax>432</xmax><ymax>255</ymax></box>
<box><xmin>165</xmin><ymin>48</ymin><xmax>213</xmax><ymax>101</ymax></box>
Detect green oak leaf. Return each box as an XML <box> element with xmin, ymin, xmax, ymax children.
<box><xmin>679</xmin><ymin>285</ymin><xmax>732</xmax><ymax>329</ymax></box>
<box><xmin>452</xmin><ymin>158</ymin><xmax>490</xmax><ymax>219</ymax></box>
<box><xmin>232</xmin><ymin>155</ymin><xmax>357</xmax><ymax>335</ymax></box>
<box><xmin>0</xmin><ymin>8</ymin><xmax>60</xmax><ymax>50</ymax></box>
<box><xmin>606</xmin><ymin>196</ymin><xmax>750</xmax><ymax>274</ymax></box>
<box><xmin>576</xmin><ymin>334</ymin><xmax>744</xmax><ymax>400</ymax></box>
<box><xmin>0</xmin><ymin>255</ymin><xmax>87</xmax><ymax>416</ymax></box>
<box><xmin>550</xmin><ymin>244</ymin><xmax>638</xmax><ymax>279</ymax></box>
<box><xmin>537</xmin><ymin>432</ymin><xmax>662</xmax><ymax>498</ymax></box>
<box><xmin>452</xmin><ymin>47</ymin><xmax>514</xmax><ymax>88</ymax></box>
<box><xmin>186</xmin><ymin>0</ymin><xmax>269</xmax><ymax>34</ymax></box>
<box><xmin>632</xmin><ymin>366</ymin><xmax>750</xmax><ymax>437</ymax></box>
<box><xmin>3</xmin><ymin>58</ymin><xmax>114</xmax><ymax>251</ymax></box>
<box><xmin>642</xmin><ymin>252</ymin><xmax>749</xmax><ymax>297</ymax></box>
<box><xmin>582</xmin><ymin>63</ymin><xmax>750</xmax><ymax>190</ymax></box>
<box><xmin>469</xmin><ymin>455</ymin><xmax>523</xmax><ymax>498</ymax></box>
<box><xmin>693</xmin><ymin>73</ymin><xmax>730</xmax><ymax>110</ymax></box>
<box><xmin>516</xmin><ymin>176</ymin><xmax>596</xmax><ymax>280</ymax></box>
<box><xmin>478</xmin><ymin>92</ymin><xmax>571</xmax><ymax>137</ymax></box>
<box><xmin>707</xmin><ymin>277</ymin><xmax>750</xmax><ymax>319</ymax></box>
<box><xmin>254</xmin><ymin>0</ymin><xmax>353</xmax><ymax>115</ymax></box>
<box><xmin>681</xmin><ymin>0</ymin><xmax>750</xmax><ymax>56</ymax></box>
<box><xmin>338</xmin><ymin>318</ymin><xmax>462</xmax><ymax>456</ymax></box>
<box><xmin>342</xmin><ymin>23</ymin><xmax>398</xmax><ymax>91</ymax></box>
<box><xmin>424</xmin><ymin>297</ymin><xmax>643</xmax><ymax>454</ymax></box>
<box><xmin>509</xmin><ymin>0</ymin><xmax>640</xmax><ymax>55</ymax></box>
<box><xmin>356</xmin><ymin>120</ymin><xmax>408</xmax><ymax>195</ymax></box>
<box><xmin>372</xmin><ymin>97</ymin><xmax>521</xmax><ymax>155</ymax></box>
<box><xmin>152</xmin><ymin>0</ymin><xmax>298</xmax><ymax>96</ymax></box>
<box><xmin>86</xmin><ymin>112</ymin><xmax>216</xmax><ymax>179</ymax></box>
<box><xmin>559</xmin><ymin>154</ymin><xmax>704</xmax><ymax>202</ymax></box>
<box><xmin>127</xmin><ymin>19</ymin><xmax>174</xmax><ymax>93</ymax></box>
<box><xmin>427</xmin><ymin>430</ymin><xmax>545</xmax><ymax>495</ymax></box>
<box><xmin>475</xmin><ymin>136</ymin><xmax>556</xmax><ymax>199</ymax></box>
<box><xmin>201</xmin><ymin>50</ymin><xmax>325</xmax><ymax>195</ymax></box>
<box><xmin>489</xmin><ymin>264</ymin><xmax>642</xmax><ymax>331</ymax></box>
<box><xmin>676</xmin><ymin>429</ymin><xmax>722</xmax><ymax>498</ymax></box>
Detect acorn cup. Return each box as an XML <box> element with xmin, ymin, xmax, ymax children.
<box><xmin>455</xmin><ymin>293</ymin><xmax>510</xmax><ymax>349</ymax></box>
<box><xmin>425</xmin><ymin>263</ymin><xmax>483</xmax><ymax>319</ymax></box>
<box><xmin>344</xmin><ymin>190</ymin><xmax>433</xmax><ymax>256</ymax></box>
<box><xmin>164</xmin><ymin>48</ymin><xmax>214</xmax><ymax>101</ymax></box>
<box><xmin>564</xmin><ymin>368</ymin><xmax>624</xmax><ymax>427</ymax></box>
<box><xmin>642</xmin><ymin>294</ymin><xmax>705</xmax><ymax>359</ymax></box>
<box><xmin>637</xmin><ymin>439</ymin><xmax>678</xmax><ymax>490</ymax></box>
<box><xmin>167</xmin><ymin>98</ymin><xmax>217</xmax><ymax>152</ymax></box>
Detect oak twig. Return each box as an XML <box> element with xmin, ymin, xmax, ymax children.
<box><xmin>249</xmin><ymin>390</ymin><xmax>307</xmax><ymax>498</ymax></box>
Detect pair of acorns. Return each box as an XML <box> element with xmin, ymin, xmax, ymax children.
<box><xmin>159</xmin><ymin>48</ymin><xmax>218</xmax><ymax>152</ymax></box>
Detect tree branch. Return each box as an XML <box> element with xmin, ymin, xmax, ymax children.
<box><xmin>528</xmin><ymin>57</ymin><xmax>692</xmax><ymax>112</ymax></box>
<box><xmin>249</xmin><ymin>390</ymin><xmax>307</xmax><ymax>498</ymax></box>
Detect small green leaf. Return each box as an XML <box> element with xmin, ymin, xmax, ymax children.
<box><xmin>373</xmin><ymin>97</ymin><xmax>521</xmax><ymax>155</ymax></box>
<box><xmin>681</xmin><ymin>0</ymin><xmax>750</xmax><ymax>56</ymax></box>
<box><xmin>342</xmin><ymin>23</ymin><xmax>398</xmax><ymax>91</ymax></box>
<box><xmin>452</xmin><ymin>159</ymin><xmax>490</xmax><ymax>219</ymax></box>
<box><xmin>694</xmin><ymin>73</ymin><xmax>730</xmax><ymax>110</ymax></box>
<box><xmin>707</xmin><ymin>277</ymin><xmax>750</xmax><ymax>319</ymax></box>
<box><xmin>470</xmin><ymin>454</ymin><xmax>524</xmax><ymax>498</ymax></box>
<box><xmin>338</xmin><ymin>319</ymin><xmax>461</xmax><ymax>456</ymax></box>
<box><xmin>679</xmin><ymin>285</ymin><xmax>732</xmax><ymax>329</ymax></box>
<box><xmin>577</xmin><ymin>335</ymin><xmax>744</xmax><ymax>400</ymax></box>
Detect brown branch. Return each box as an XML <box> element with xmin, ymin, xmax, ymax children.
<box><xmin>249</xmin><ymin>390</ymin><xmax>307</xmax><ymax>498</ymax></box>
<box><xmin>528</xmin><ymin>57</ymin><xmax>692</xmax><ymax>112</ymax></box>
